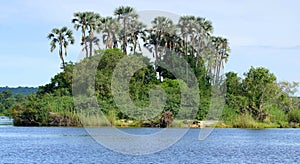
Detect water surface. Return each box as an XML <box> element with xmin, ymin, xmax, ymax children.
<box><xmin>1</xmin><ymin>127</ymin><xmax>300</xmax><ymax>163</ymax></box>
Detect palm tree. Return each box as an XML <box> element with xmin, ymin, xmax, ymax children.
<box><xmin>47</xmin><ymin>27</ymin><xmax>75</xmax><ymax>69</ymax></box>
<box><xmin>100</xmin><ymin>16</ymin><xmax>121</xmax><ymax>49</ymax></box>
<box><xmin>194</xmin><ymin>17</ymin><xmax>214</xmax><ymax>67</ymax></box>
<box><xmin>152</xmin><ymin>16</ymin><xmax>176</xmax><ymax>34</ymax></box>
<box><xmin>178</xmin><ymin>16</ymin><xmax>198</xmax><ymax>79</ymax></box>
<box><xmin>151</xmin><ymin>16</ymin><xmax>176</xmax><ymax>58</ymax></box>
<box><xmin>178</xmin><ymin>16</ymin><xmax>198</xmax><ymax>51</ymax></box>
<box><xmin>83</xmin><ymin>36</ymin><xmax>101</xmax><ymax>52</ymax></box>
<box><xmin>211</xmin><ymin>36</ymin><xmax>230</xmax><ymax>84</ymax></box>
<box><xmin>87</xmin><ymin>13</ymin><xmax>102</xmax><ymax>57</ymax></box>
<box><xmin>72</xmin><ymin>11</ymin><xmax>101</xmax><ymax>57</ymax></box>
<box><xmin>143</xmin><ymin>16</ymin><xmax>176</xmax><ymax>80</ymax></box>
<box><xmin>114</xmin><ymin>6</ymin><xmax>138</xmax><ymax>55</ymax></box>
<box><xmin>128</xmin><ymin>21</ymin><xmax>146</xmax><ymax>54</ymax></box>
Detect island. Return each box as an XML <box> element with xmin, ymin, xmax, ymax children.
<box><xmin>0</xmin><ymin>6</ymin><xmax>299</xmax><ymax>129</ymax></box>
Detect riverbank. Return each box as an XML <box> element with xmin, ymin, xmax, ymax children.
<box><xmin>11</xmin><ymin>116</ymin><xmax>300</xmax><ymax>129</ymax></box>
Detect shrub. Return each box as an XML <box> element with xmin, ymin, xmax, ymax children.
<box><xmin>288</xmin><ymin>109</ymin><xmax>300</xmax><ymax>123</ymax></box>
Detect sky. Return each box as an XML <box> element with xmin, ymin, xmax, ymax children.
<box><xmin>0</xmin><ymin>0</ymin><xmax>299</xmax><ymax>95</ymax></box>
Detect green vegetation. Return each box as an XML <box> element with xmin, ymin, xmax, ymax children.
<box><xmin>222</xmin><ymin>69</ymin><xmax>300</xmax><ymax>128</ymax></box>
<box><xmin>0</xmin><ymin>90</ymin><xmax>26</xmax><ymax>115</ymax></box>
<box><xmin>0</xmin><ymin>87</ymin><xmax>38</xmax><ymax>95</ymax></box>
<box><xmin>1</xmin><ymin>6</ymin><xmax>299</xmax><ymax>128</ymax></box>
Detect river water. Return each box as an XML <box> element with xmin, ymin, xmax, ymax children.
<box><xmin>1</xmin><ymin>126</ymin><xmax>300</xmax><ymax>163</ymax></box>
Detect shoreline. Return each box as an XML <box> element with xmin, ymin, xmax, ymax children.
<box><xmin>11</xmin><ymin>122</ymin><xmax>300</xmax><ymax>129</ymax></box>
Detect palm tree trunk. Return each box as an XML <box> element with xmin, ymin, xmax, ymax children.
<box><xmin>216</xmin><ymin>50</ymin><xmax>225</xmax><ymax>84</ymax></box>
<box><xmin>216</xmin><ymin>60</ymin><xmax>221</xmax><ymax>84</ymax></box>
<box><xmin>123</xmin><ymin>19</ymin><xmax>127</xmax><ymax>55</ymax></box>
<box><xmin>82</xmin><ymin>27</ymin><xmax>89</xmax><ymax>58</ymax></box>
<box><xmin>89</xmin><ymin>39</ymin><xmax>93</xmax><ymax>57</ymax></box>
<box><xmin>133</xmin><ymin>35</ymin><xmax>136</xmax><ymax>54</ymax></box>
<box><xmin>84</xmin><ymin>42</ymin><xmax>88</xmax><ymax>58</ymax></box>
<box><xmin>155</xmin><ymin>44</ymin><xmax>160</xmax><ymax>80</ymax></box>
<box><xmin>59</xmin><ymin>44</ymin><xmax>65</xmax><ymax>69</ymax></box>
<box><xmin>212</xmin><ymin>55</ymin><xmax>218</xmax><ymax>85</ymax></box>
<box><xmin>185</xmin><ymin>36</ymin><xmax>189</xmax><ymax>80</ymax></box>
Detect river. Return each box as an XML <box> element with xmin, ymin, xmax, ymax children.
<box><xmin>1</xmin><ymin>126</ymin><xmax>300</xmax><ymax>163</ymax></box>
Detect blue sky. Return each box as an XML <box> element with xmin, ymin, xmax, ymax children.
<box><xmin>0</xmin><ymin>0</ymin><xmax>300</xmax><ymax>95</ymax></box>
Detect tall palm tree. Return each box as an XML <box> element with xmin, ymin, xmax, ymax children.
<box><xmin>178</xmin><ymin>16</ymin><xmax>198</xmax><ymax>51</ymax></box>
<box><xmin>152</xmin><ymin>16</ymin><xmax>176</xmax><ymax>34</ymax></box>
<box><xmin>47</xmin><ymin>27</ymin><xmax>75</xmax><ymax>69</ymax></box>
<box><xmin>151</xmin><ymin>16</ymin><xmax>176</xmax><ymax>58</ymax></box>
<box><xmin>114</xmin><ymin>6</ymin><xmax>138</xmax><ymax>55</ymax></box>
<box><xmin>87</xmin><ymin>13</ymin><xmax>102</xmax><ymax>57</ymax></box>
<box><xmin>211</xmin><ymin>36</ymin><xmax>230</xmax><ymax>84</ymax></box>
<box><xmin>72</xmin><ymin>11</ymin><xmax>101</xmax><ymax>57</ymax></box>
<box><xmin>143</xmin><ymin>16</ymin><xmax>176</xmax><ymax>80</ymax></box>
<box><xmin>100</xmin><ymin>16</ymin><xmax>121</xmax><ymax>49</ymax></box>
<box><xmin>178</xmin><ymin>16</ymin><xmax>198</xmax><ymax>78</ymax></box>
<box><xmin>128</xmin><ymin>21</ymin><xmax>146</xmax><ymax>54</ymax></box>
<box><xmin>83</xmin><ymin>36</ymin><xmax>101</xmax><ymax>52</ymax></box>
<box><xmin>194</xmin><ymin>17</ymin><xmax>214</xmax><ymax>67</ymax></box>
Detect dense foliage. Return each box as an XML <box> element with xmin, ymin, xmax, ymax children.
<box><xmin>0</xmin><ymin>90</ymin><xmax>26</xmax><ymax>115</ymax></box>
<box><xmin>223</xmin><ymin>68</ymin><xmax>300</xmax><ymax>128</ymax></box>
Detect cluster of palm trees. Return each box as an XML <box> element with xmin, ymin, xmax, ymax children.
<box><xmin>47</xmin><ymin>6</ymin><xmax>230</xmax><ymax>81</ymax></box>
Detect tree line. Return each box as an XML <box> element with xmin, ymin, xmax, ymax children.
<box><xmin>0</xmin><ymin>87</ymin><xmax>38</xmax><ymax>95</ymax></box>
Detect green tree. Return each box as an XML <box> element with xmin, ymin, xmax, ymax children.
<box><xmin>38</xmin><ymin>63</ymin><xmax>74</xmax><ymax>96</ymax></box>
<box><xmin>225</xmin><ymin>72</ymin><xmax>248</xmax><ymax>113</ymax></box>
<box><xmin>47</xmin><ymin>27</ymin><xmax>75</xmax><ymax>69</ymax></box>
<box><xmin>275</xmin><ymin>81</ymin><xmax>299</xmax><ymax>113</ymax></box>
<box><xmin>242</xmin><ymin>67</ymin><xmax>277</xmax><ymax>121</ymax></box>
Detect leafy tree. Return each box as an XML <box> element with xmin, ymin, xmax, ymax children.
<box><xmin>0</xmin><ymin>87</ymin><xmax>38</xmax><ymax>96</ymax></box>
<box><xmin>272</xmin><ymin>81</ymin><xmax>299</xmax><ymax>113</ymax></box>
<box><xmin>242</xmin><ymin>67</ymin><xmax>277</xmax><ymax>121</ymax></box>
<box><xmin>38</xmin><ymin>63</ymin><xmax>74</xmax><ymax>96</ymax></box>
<box><xmin>225</xmin><ymin>72</ymin><xmax>248</xmax><ymax>113</ymax></box>
<box><xmin>288</xmin><ymin>108</ymin><xmax>300</xmax><ymax>124</ymax></box>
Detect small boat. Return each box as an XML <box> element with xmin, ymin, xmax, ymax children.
<box><xmin>0</xmin><ymin>116</ymin><xmax>14</xmax><ymax>125</ymax></box>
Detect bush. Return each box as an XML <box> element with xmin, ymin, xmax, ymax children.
<box><xmin>221</xmin><ymin>106</ymin><xmax>239</xmax><ymax>123</ymax></box>
<box><xmin>288</xmin><ymin>109</ymin><xmax>300</xmax><ymax>123</ymax></box>
<box><xmin>267</xmin><ymin>106</ymin><xmax>288</xmax><ymax>123</ymax></box>
<box><xmin>232</xmin><ymin>114</ymin><xmax>258</xmax><ymax>128</ymax></box>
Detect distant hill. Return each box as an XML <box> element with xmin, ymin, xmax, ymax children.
<box><xmin>0</xmin><ymin>86</ymin><xmax>38</xmax><ymax>95</ymax></box>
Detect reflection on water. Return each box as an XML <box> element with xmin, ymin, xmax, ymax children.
<box><xmin>1</xmin><ymin>127</ymin><xmax>300</xmax><ymax>163</ymax></box>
